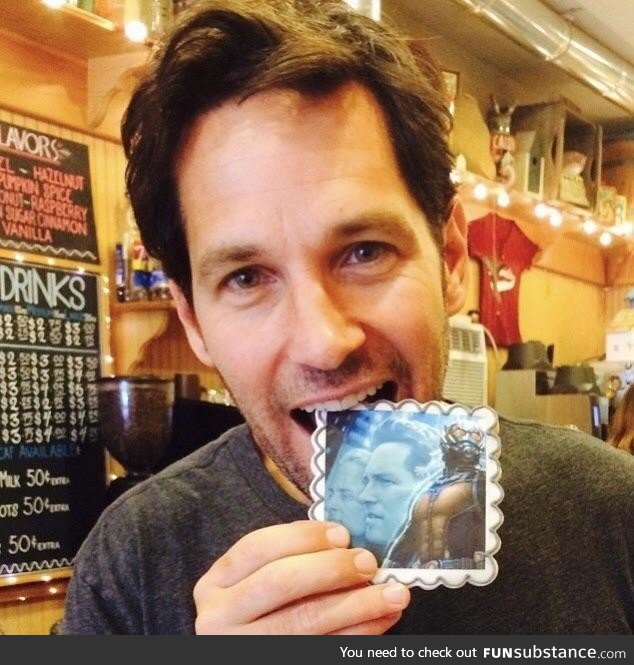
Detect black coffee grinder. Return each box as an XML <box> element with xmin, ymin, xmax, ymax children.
<box><xmin>97</xmin><ymin>376</ymin><xmax>175</xmax><ymax>504</ymax></box>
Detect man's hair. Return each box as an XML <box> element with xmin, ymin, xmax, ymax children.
<box><xmin>369</xmin><ymin>417</ymin><xmax>436</xmax><ymax>472</ymax></box>
<box><xmin>122</xmin><ymin>0</ymin><xmax>456</xmax><ymax>302</ymax></box>
<box><xmin>327</xmin><ymin>446</ymin><xmax>370</xmax><ymax>484</ymax></box>
<box><xmin>336</xmin><ymin>447</ymin><xmax>371</xmax><ymax>472</ymax></box>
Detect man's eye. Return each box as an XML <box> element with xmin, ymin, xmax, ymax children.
<box><xmin>224</xmin><ymin>267</ymin><xmax>262</xmax><ymax>290</ymax></box>
<box><xmin>345</xmin><ymin>241</ymin><xmax>389</xmax><ymax>265</ymax></box>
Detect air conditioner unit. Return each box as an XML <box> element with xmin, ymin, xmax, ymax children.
<box><xmin>442</xmin><ymin>314</ymin><xmax>488</xmax><ymax>406</ymax></box>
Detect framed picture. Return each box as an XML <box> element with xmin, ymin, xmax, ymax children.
<box><xmin>441</xmin><ymin>69</ymin><xmax>460</xmax><ymax>116</ymax></box>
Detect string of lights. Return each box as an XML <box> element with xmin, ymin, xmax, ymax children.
<box><xmin>453</xmin><ymin>168</ymin><xmax>632</xmax><ymax>249</ymax></box>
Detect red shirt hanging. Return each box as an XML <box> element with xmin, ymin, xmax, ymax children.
<box><xmin>468</xmin><ymin>213</ymin><xmax>539</xmax><ymax>346</ymax></box>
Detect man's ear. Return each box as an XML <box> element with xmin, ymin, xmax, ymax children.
<box><xmin>169</xmin><ymin>281</ymin><xmax>214</xmax><ymax>367</ymax></box>
<box><xmin>442</xmin><ymin>197</ymin><xmax>469</xmax><ymax>315</ymax></box>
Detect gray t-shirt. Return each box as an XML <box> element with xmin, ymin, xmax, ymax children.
<box><xmin>61</xmin><ymin>417</ymin><xmax>634</xmax><ymax>634</ymax></box>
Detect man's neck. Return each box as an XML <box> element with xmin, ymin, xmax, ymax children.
<box><xmin>262</xmin><ymin>453</ymin><xmax>310</xmax><ymax>505</ymax></box>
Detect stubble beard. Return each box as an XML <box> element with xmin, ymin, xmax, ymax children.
<box><xmin>214</xmin><ymin>375</ymin><xmax>314</xmax><ymax>493</ymax></box>
<box><xmin>219</xmin><ymin>312</ymin><xmax>450</xmax><ymax>497</ymax></box>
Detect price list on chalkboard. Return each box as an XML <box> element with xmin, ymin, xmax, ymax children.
<box><xmin>0</xmin><ymin>119</ymin><xmax>99</xmax><ymax>264</ymax></box>
<box><xmin>0</xmin><ymin>258</ymin><xmax>105</xmax><ymax>580</ymax></box>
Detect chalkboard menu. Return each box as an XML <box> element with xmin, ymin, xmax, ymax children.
<box><xmin>0</xmin><ymin>258</ymin><xmax>105</xmax><ymax>580</ymax></box>
<box><xmin>0</xmin><ymin>119</ymin><xmax>99</xmax><ymax>263</ymax></box>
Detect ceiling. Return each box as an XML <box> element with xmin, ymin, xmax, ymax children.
<box><xmin>542</xmin><ymin>0</ymin><xmax>634</xmax><ymax>65</ymax></box>
<box><xmin>3</xmin><ymin>0</ymin><xmax>633</xmax><ymax>135</ymax></box>
<box><xmin>385</xmin><ymin>0</ymin><xmax>634</xmax><ymax>136</ymax></box>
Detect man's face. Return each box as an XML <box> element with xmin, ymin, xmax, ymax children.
<box><xmin>173</xmin><ymin>82</ymin><xmax>467</xmax><ymax>494</ymax></box>
<box><xmin>326</xmin><ymin>459</ymin><xmax>367</xmax><ymax>538</ymax></box>
<box><xmin>358</xmin><ymin>442</ymin><xmax>419</xmax><ymax>546</ymax></box>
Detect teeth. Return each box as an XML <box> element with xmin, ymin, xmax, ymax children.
<box><xmin>301</xmin><ymin>382</ymin><xmax>384</xmax><ymax>412</ymax></box>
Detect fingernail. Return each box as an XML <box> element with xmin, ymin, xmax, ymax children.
<box><xmin>382</xmin><ymin>583</ymin><xmax>409</xmax><ymax>608</ymax></box>
<box><xmin>326</xmin><ymin>524</ymin><xmax>349</xmax><ymax>548</ymax></box>
<box><xmin>353</xmin><ymin>550</ymin><xmax>377</xmax><ymax>574</ymax></box>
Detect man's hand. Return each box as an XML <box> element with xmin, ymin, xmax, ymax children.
<box><xmin>193</xmin><ymin>520</ymin><xmax>410</xmax><ymax>634</ymax></box>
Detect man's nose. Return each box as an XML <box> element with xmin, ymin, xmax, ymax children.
<box><xmin>287</xmin><ymin>281</ymin><xmax>366</xmax><ymax>370</ymax></box>
<box><xmin>358</xmin><ymin>483</ymin><xmax>374</xmax><ymax>504</ymax></box>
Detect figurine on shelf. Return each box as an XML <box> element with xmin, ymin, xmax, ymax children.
<box><xmin>488</xmin><ymin>96</ymin><xmax>516</xmax><ymax>187</ymax></box>
<box><xmin>559</xmin><ymin>150</ymin><xmax>590</xmax><ymax>207</ymax></box>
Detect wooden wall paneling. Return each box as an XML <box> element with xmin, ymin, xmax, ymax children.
<box><xmin>0</xmin><ymin>596</ymin><xmax>65</xmax><ymax>635</ymax></box>
<box><xmin>605</xmin><ymin>244</ymin><xmax>634</xmax><ymax>287</ymax></box>
<box><xmin>0</xmin><ymin>29</ymin><xmax>86</xmax><ymax>135</ymax></box>
<box><xmin>110</xmin><ymin>307</ymin><xmax>172</xmax><ymax>375</ymax></box>
<box><xmin>0</xmin><ymin>18</ymin><xmax>144</xmax><ymax>143</ymax></box>
<box><xmin>130</xmin><ymin>308</ymin><xmax>225</xmax><ymax>392</ymax></box>
<box><xmin>519</xmin><ymin>267</ymin><xmax>606</xmax><ymax>365</ymax></box>
<box><xmin>605</xmin><ymin>285</ymin><xmax>634</xmax><ymax>329</ymax></box>
<box><xmin>533</xmin><ymin>234</ymin><xmax>606</xmax><ymax>286</ymax></box>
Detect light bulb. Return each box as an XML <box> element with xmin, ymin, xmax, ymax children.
<box><xmin>549</xmin><ymin>210</ymin><xmax>563</xmax><ymax>227</ymax></box>
<box><xmin>497</xmin><ymin>190</ymin><xmax>510</xmax><ymax>208</ymax></box>
<box><xmin>125</xmin><ymin>20</ymin><xmax>148</xmax><ymax>43</ymax></box>
<box><xmin>599</xmin><ymin>231</ymin><xmax>612</xmax><ymax>246</ymax></box>
<box><xmin>582</xmin><ymin>219</ymin><xmax>597</xmax><ymax>235</ymax></box>
<box><xmin>473</xmin><ymin>183</ymin><xmax>488</xmax><ymax>200</ymax></box>
<box><xmin>42</xmin><ymin>0</ymin><xmax>67</xmax><ymax>8</ymax></box>
<box><xmin>344</xmin><ymin>0</ymin><xmax>381</xmax><ymax>21</ymax></box>
<box><xmin>534</xmin><ymin>203</ymin><xmax>549</xmax><ymax>219</ymax></box>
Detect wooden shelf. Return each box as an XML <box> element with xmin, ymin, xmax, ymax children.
<box><xmin>110</xmin><ymin>299</ymin><xmax>175</xmax><ymax>314</ymax></box>
<box><xmin>2</xmin><ymin>0</ymin><xmax>146</xmax><ymax>61</ymax></box>
<box><xmin>459</xmin><ymin>169</ymin><xmax>630</xmax><ymax>249</ymax></box>
<box><xmin>0</xmin><ymin>576</ymin><xmax>69</xmax><ymax>604</ymax></box>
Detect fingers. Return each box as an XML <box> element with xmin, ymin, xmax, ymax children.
<box><xmin>328</xmin><ymin>611</ymin><xmax>404</xmax><ymax>636</ymax></box>
<box><xmin>217</xmin><ymin>547</ymin><xmax>377</xmax><ymax>624</ymax></box>
<box><xmin>199</xmin><ymin>582</ymin><xmax>410</xmax><ymax>635</ymax></box>
<box><xmin>199</xmin><ymin>521</ymin><xmax>349</xmax><ymax>590</ymax></box>
<box><xmin>193</xmin><ymin>520</ymin><xmax>412</xmax><ymax>635</ymax></box>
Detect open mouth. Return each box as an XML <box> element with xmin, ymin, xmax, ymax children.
<box><xmin>290</xmin><ymin>380</ymin><xmax>398</xmax><ymax>434</ymax></box>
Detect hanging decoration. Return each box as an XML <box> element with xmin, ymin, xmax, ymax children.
<box><xmin>468</xmin><ymin>212</ymin><xmax>540</xmax><ymax>347</ymax></box>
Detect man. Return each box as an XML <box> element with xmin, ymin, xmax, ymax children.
<box><xmin>61</xmin><ymin>0</ymin><xmax>634</xmax><ymax>634</ymax></box>
<box><xmin>358</xmin><ymin>418</ymin><xmax>438</xmax><ymax>558</ymax></box>
<box><xmin>385</xmin><ymin>421</ymin><xmax>486</xmax><ymax>570</ymax></box>
<box><xmin>325</xmin><ymin>448</ymin><xmax>370</xmax><ymax>547</ymax></box>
